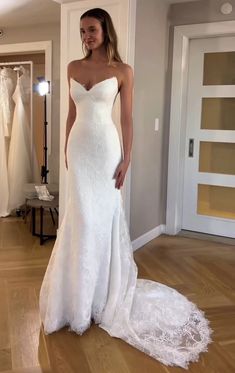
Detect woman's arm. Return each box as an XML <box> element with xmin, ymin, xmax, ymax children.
<box><xmin>114</xmin><ymin>64</ymin><xmax>134</xmax><ymax>189</ymax></box>
<box><xmin>64</xmin><ymin>61</ymin><xmax>77</xmax><ymax>169</ymax></box>
<box><xmin>120</xmin><ymin>64</ymin><xmax>134</xmax><ymax>163</ymax></box>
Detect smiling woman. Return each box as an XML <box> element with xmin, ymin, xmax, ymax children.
<box><xmin>79</xmin><ymin>10</ymin><xmax>122</xmax><ymax>66</ymax></box>
<box><xmin>39</xmin><ymin>6</ymin><xmax>212</xmax><ymax>370</ymax></box>
<box><xmin>1</xmin><ymin>0</ymin><xmax>229</xmax><ymax>372</ymax></box>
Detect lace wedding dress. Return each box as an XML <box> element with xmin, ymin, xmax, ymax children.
<box><xmin>0</xmin><ymin>68</ymin><xmax>17</xmax><ymax>217</ymax></box>
<box><xmin>8</xmin><ymin>66</ymin><xmax>32</xmax><ymax>212</ymax></box>
<box><xmin>39</xmin><ymin>76</ymin><xmax>212</xmax><ymax>369</ymax></box>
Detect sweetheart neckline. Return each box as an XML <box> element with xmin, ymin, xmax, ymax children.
<box><xmin>70</xmin><ymin>76</ymin><xmax>118</xmax><ymax>92</ymax></box>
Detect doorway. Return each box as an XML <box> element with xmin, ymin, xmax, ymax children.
<box><xmin>0</xmin><ymin>52</ymin><xmax>45</xmax><ymax>184</ymax></box>
<box><xmin>182</xmin><ymin>36</ymin><xmax>235</xmax><ymax>238</ymax></box>
<box><xmin>166</xmin><ymin>21</ymin><xmax>235</xmax><ymax>238</ymax></box>
<box><xmin>0</xmin><ymin>40</ymin><xmax>52</xmax><ymax>216</ymax></box>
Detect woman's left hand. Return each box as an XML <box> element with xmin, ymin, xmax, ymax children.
<box><xmin>114</xmin><ymin>159</ymin><xmax>130</xmax><ymax>189</ymax></box>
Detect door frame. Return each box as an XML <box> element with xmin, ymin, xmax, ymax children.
<box><xmin>0</xmin><ymin>41</ymin><xmax>52</xmax><ymax>155</ymax></box>
<box><xmin>166</xmin><ymin>20</ymin><xmax>235</xmax><ymax>235</ymax></box>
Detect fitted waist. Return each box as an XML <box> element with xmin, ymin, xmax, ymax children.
<box><xmin>74</xmin><ymin>113</ymin><xmax>114</xmax><ymax>126</ymax></box>
<box><xmin>74</xmin><ymin>101</ymin><xmax>114</xmax><ymax>125</ymax></box>
<box><xmin>74</xmin><ymin>118</ymin><xmax>116</xmax><ymax>130</ymax></box>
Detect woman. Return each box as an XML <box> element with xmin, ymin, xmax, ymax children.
<box><xmin>39</xmin><ymin>8</ymin><xmax>212</xmax><ymax>369</ymax></box>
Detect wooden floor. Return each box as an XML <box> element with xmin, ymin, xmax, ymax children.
<box><xmin>0</xmin><ymin>215</ymin><xmax>235</xmax><ymax>373</ymax></box>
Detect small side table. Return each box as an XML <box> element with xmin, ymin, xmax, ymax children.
<box><xmin>26</xmin><ymin>196</ymin><xmax>59</xmax><ymax>245</ymax></box>
<box><xmin>23</xmin><ymin>183</ymin><xmax>59</xmax><ymax>245</ymax></box>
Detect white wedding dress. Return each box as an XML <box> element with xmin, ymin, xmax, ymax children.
<box><xmin>39</xmin><ymin>76</ymin><xmax>212</xmax><ymax>369</ymax></box>
<box><xmin>0</xmin><ymin>68</ymin><xmax>16</xmax><ymax>217</ymax></box>
<box><xmin>8</xmin><ymin>67</ymin><xmax>32</xmax><ymax>212</ymax></box>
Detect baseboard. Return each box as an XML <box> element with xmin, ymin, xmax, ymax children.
<box><xmin>131</xmin><ymin>224</ymin><xmax>166</xmax><ymax>251</ymax></box>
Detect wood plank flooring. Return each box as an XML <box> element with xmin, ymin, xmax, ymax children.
<box><xmin>0</xmin><ymin>215</ymin><xmax>235</xmax><ymax>373</ymax></box>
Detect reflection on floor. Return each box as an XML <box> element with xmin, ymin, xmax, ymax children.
<box><xmin>0</xmin><ymin>217</ymin><xmax>235</xmax><ymax>373</ymax></box>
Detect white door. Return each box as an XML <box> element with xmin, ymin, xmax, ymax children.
<box><xmin>182</xmin><ymin>36</ymin><xmax>235</xmax><ymax>238</ymax></box>
<box><xmin>59</xmin><ymin>0</ymin><xmax>135</xmax><ymax>225</ymax></box>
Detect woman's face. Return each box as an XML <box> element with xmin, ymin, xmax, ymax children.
<box><xmin>80</xmin><ymin>17</ymin><xmax>104</xmax><ymax>50</ymax></box>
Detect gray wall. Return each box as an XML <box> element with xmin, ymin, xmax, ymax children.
<box><xmin>0</xmin><ymin>23</ymin><xmax>60</xmax><ymax>184</ymax></box>
<box><xmin>130</xmin><ymin>0</ymin><xmax>169</xmax><ymax>240</ymax></box>
<box><xmin>170</xmin><ymin>0</ymin><xmax>235</xmax><ymax>25</ymax></box>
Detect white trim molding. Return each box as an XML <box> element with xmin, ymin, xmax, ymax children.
<box><xmin>132</xmin><ymin>224</ymin><xmax>166</xmax><ymax>251</ymax></box>
<box><xmin>166</xmin><ymin>20</ymin><xmax>235</xmax><ymax>235</ymax></box>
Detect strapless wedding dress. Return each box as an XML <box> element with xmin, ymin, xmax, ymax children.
<box><xmin>0</xmin><ymin>67</ymin><xmax>16</xmax><ymax>217</ymax></box>
<box><xmin>8</xmin><ymin>67</ymin><xmax>32</xmax><ymax>211</ymax></box>
<box><xmin>39</xmin><ymin>76</ymin><xmax>212</xmax><ymax>369</ymax></box>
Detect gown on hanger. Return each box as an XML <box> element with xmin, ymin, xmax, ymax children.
<box><xmin>0</xmin><ymin>67</ymin><xmax>16</xmax><ymax>217</ymax></box>
<box><xmin>39</xmin><ymin>76</ymin><xmax>212</xmax><ymax>369</ymax></box>
<box><xmin>8</xmin><ymin>66</ymin><xmax>32</xmax><ymax>212</ymax></box>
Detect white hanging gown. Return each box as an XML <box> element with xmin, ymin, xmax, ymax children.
<box><xmin>8</xmin><ymin>68</ymin><xmax>32</xmax><ymax>212</ymax></box>
<box><xmin>0</xmin><ymin>68</ymin><xmax>16</xmax><ymax>217</ymax></box>
<box><xmin>39</xmin><ymin>77</ymin><xmax>212</xmax><ymax>369</ymax></box>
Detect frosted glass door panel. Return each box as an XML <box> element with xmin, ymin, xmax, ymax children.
<box><xmin>201</xmin><ymin>98</ymin><xmax>235</xmax><ymax>130</ymax></box>
<box><xmin>199</xmin><ymin>142</ymin><xmax>235</xmax><ymax>175</ymax></box>
<box><xmin>203</xmin><ymin>51</ymin><xmax>235</xmax><ymax>85</ymax></box>
<box><xmin>197</xmin><ymin>184</ymin><xmax>235</xmax><ymax>220</ymax></box>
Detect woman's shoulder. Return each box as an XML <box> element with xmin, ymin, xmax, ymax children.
<box><xmin>114</xmin><ymin>62</ymin><xmax>133</xmax><ymax>84</ymax></box>
<box><xmin>67</xmin><ymin>58</ymin><xmax>86</xmax><ymax>70</ymax></box>
<box><xmin>115</xmin><ymin>61</ymin><xmax>133</xmax><ymax>72</ymax></box>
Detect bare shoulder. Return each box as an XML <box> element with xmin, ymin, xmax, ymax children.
<box><xmin>117</xmin><ymin>62</ymin><xmax>133</xmax><ymax>79</ymax></box>
<box><xmin>115</xmin><ymin>62</ymin><xmax>134</xmax><ymax>88</ymax></box>
<box><xmin>67</xmin><ymin>58</ymin><xmax>86</xmax><ymax>77</ymax></box>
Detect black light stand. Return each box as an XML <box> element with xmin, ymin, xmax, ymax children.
<box><xmin>31</xmin><ymin>79</ymin><xmax>58</xmax><ymax>245</ymax></box>
<box><xmin>36</xmin><ymin>78</ymin><xmax>50</xmax><ymax>184</ymax></box>
<box><xmin>41</xmin><ymin>93</ymin><xmax>49</xmax><ymax>184</ymax></box>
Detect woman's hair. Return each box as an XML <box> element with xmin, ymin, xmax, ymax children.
<box><xmin>80</xmin><ymin>8</ymin><xmax>123</xmax><ymax>65</ymax></box>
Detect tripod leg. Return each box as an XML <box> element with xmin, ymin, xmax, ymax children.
<box><xmin>49</xmin><ymin>208</ymin><xmax>55</xmax><ymax>225</ymax></box>
<box><xmin>40</xmin><ymin>206</ymin><xmax>44</xmax><ymax>245</ymax></box>
<box><xmin>32</xmin><ymin>207</ymin><xmax>36</xmax><ymax>235</ymax></box>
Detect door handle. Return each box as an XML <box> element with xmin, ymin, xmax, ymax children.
<box><xmin>188</xmin><ymin>139</ymin><xmax>194</xmax><ymax>157</ymax></box>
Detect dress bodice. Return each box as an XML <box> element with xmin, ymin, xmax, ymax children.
<box><xmin>70</xmin><ymin>76</ymin><xmax>118</xmax><ymax>125</ymax></box>
<box><xmin>0</xmin><ymin>67</ymin><xmax>17</xmax><ymax>137</ymax></box>
<box><xmin>13</xmin><ymin>66</ymin><xmax>30</xmax><ymax>105</ymax></box>
<box><xmin>0</xmin><ymin>67</ymin><xmax>17</xmax><ymax>95</ymax></box>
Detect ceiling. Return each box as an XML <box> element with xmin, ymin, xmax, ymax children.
<box><xmin>0</xmin><ymin>0</ymin><xmax>60</xmax><ymax>28</ymax></box>
<box><xmin>167</xmin><ymin>0</ymin><xmax>199</xmax><ymax>3</ymax></box>
<box><xmin>0</xmin><ymin>0</ymin><xmax>200</xmax><ymax>28</ymax></box>
<box><xmin>54</xmin><ymin>0</ymin><xmax>200</xmax><ymax>2</ymax></box>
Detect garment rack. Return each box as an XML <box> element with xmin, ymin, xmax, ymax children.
<box><xmin>0</xmin><ymin>61</ymin><xmax>34</xmax><ymax>172</ymax></box>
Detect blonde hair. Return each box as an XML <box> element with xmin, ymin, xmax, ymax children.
<box><xmin>80</xmin><ymin>8</ymin><xmax>123</xmax><ymax>65</ymax></box>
